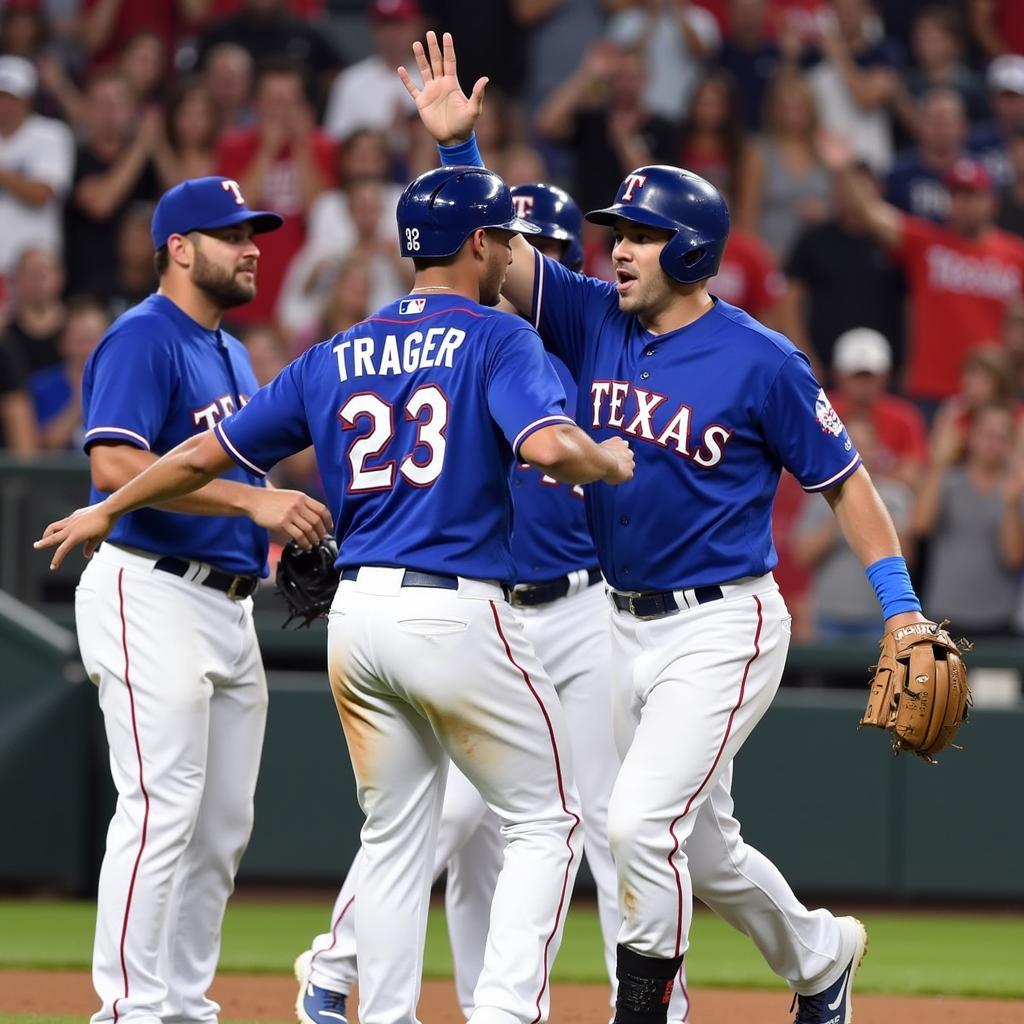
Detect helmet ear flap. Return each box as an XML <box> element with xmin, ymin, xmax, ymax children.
<box><xmin>682</xmin><ymin>246</ymin><xmax>705</xmax><ymax>267</ymax></box>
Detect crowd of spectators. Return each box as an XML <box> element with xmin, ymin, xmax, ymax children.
<box><xmin>1</xmin><ymin>0</ymin><xmax>1024</xmax><ymax>637</ymax></box>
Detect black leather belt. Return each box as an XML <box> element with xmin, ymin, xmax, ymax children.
<box><xmin>154</xmin><ymin>556</ymin><xmax>259</xmax><ymax>600</ymax></box>
<box><xmin>511</xmin><ymin>567</ymin><xmax>603</xmax><ymax>608</ymax></box>
<box><xmin>611</xmin><ymin>584</ymin><xmax>724</xmax><ymax>619</ymax></box>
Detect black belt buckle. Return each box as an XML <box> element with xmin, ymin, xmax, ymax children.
<box><xmin>225</xmin><ymin>575</ymin><xmax>252</xmax><ymax>600</ymax></box>
<box><xmin>511</xmin><ymin>567</ymin><xmax>602</xmax><ymax>608</ymax></box>
<box><xmin>153</xmin><ymin>555</ymin><xmax>256</xmax><ymax>599</ymax></box>
<box><xmin>631</xmin><ymin>592</ymin><xmax>677</xmax><ymax>619</ymax></box>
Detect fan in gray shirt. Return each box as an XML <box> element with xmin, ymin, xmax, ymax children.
<box><xmin>913</xmin><ymin>404</ymin><xmax>1024</xmax><ymax>637</ymax></box>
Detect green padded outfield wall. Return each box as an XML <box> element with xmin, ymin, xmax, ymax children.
<box><xmin>2</xmin><ymin>589</ymin><xmax>1024</xmax><ymax>899</ymax></box>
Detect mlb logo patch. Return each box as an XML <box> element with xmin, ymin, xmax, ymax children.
<box><xmin>399</xmin><ymin>298</ymin><xmax>426</xmax><ymax>315</ymax></box>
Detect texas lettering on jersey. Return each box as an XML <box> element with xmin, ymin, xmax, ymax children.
<box><xmin>192</xmin><ymin>393</ymin><xmax>250</xmax><ymax>430</ymax></box>
<box><xmin>590</xmin><ymin>380</ymin><xmax>733</xmax><ymax>468</ymax></box>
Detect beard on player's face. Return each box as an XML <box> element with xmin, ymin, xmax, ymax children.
<box><xmin>190</xmin><ymin>238</ymin><xmax>258</xmax><ymax>309</ymax></box>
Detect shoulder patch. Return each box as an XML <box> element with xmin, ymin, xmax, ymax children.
<box><xmin>814</xmin><ymin>388</ymin><xmax>845</xmax><ymax>437</ymax></box>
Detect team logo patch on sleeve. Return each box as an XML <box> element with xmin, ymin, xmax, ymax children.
<box><xmin>399</xmin><ymin>298</ymin><xmax>427</xmax><ymax>315</ymax></box>
<box><xmin>814</xmin><ymin>388</ymin><xmax>845</xmax><ymax>437</ymax></box>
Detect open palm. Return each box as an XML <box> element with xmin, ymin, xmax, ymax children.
<box><xmin>398</xmin><ymin>31</ymin><xmax>487</xmax><ymax>147</ymax></box>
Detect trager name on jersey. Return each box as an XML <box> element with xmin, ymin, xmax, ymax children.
<box><xmin>590</xmin><ymin>380</ymin><xmax>733</xmax><ymax>468</ymax></box>
<box><xmin>334</xmin><ymin>325</ymin><xmax>467</xmax><ymax>381</ymax></box>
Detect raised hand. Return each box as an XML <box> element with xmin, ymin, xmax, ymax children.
<box><xmin>397</xmin><ymin>30</ymin><xmax>487</xmax><ymax>147</ymax></box>
<box><xmin>34</xmin><ymin>503</ymin><xmax>116</xmax><ymax>570</ymax></box>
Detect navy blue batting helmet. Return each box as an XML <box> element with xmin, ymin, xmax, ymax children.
<box><xmin>586</xmin><ymin>165</ymin><xmax>729</xmax><ymax>284</ymax></box>
<box><xmin>397</xmin><ymin>166</ymin><xmax>541</xmax><ymax>260</ymax></box>
<box><xmin>510</xmin><ymin>183</ymin><xmax>584</xmax><ymax>271</ymax></box>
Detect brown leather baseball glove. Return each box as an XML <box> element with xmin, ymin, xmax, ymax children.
<box><xmin>860</xmin><ymin>620</ymin><xmax>972</xmax><ymax>763</ymax></box>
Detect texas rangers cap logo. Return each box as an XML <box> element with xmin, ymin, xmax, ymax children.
<box><xmin>621</xmin><ymin>173</ymin><xmax>647</xmax><ymax>202</ymax></box>
<box><xmin>512</xmin><ymin>194</ymin><xmax>535</xmax><ymax>219</ymax></box>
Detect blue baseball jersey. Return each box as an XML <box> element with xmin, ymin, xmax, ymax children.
<box><xmin>510</xmin><ymin>354</ymin><xmax>598</xmax><ymax>582</ymax></box>
<box><xmin>82</xmin><ymin>293</ymin><xmax>269</xmax><ymax>576</ymax></box>
<box><xmin>529</xmin><ymin>250</ymin><xmax>861</xmax><ymax>592</ymax></box>
<box><xmin>214</xmin><ymin>293</ymin><xmax>573</xmax><ymax>584</ymax></box>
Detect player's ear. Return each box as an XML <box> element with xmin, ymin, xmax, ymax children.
<box><xmin>166</xmin><ymin>232</ymin><xmax>194</xmax><ymax>271</ymax></box>
<box><xmin>467</xmin><ymin>228</ymin><xmax>488</xmax><ymax>262</ymax></box>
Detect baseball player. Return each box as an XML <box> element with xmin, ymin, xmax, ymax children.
<box><xmin>294</xmin><ymin>183</ymin><xmax>693</xmax><ymax>1024</ymax></box>
<box><xmin>49</xmin><ymin>176</ymin><xmax>332</xmax><ymax>1024</ymax></box>
<box><xmin>402</xmin><ymin>31</ymin><xmax>933</xmax><ymax>1024</ymax></box>
<box><xmin>37</xmin><ymin>164</ymin><xmax>635</xmax><ymax>1024</ymax></box>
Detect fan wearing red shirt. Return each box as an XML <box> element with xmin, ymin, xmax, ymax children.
<box><xmin>81</xmin><ymin>0</ymin><xmax>199</xmax><ymax>72</ymax></box>
<box><xmin>709</xmin><ymin>228</ymin><xmax>784</xmax><ymax>322</ymax></box>
<box><xmin>217</xmin><ymin>59</ymin><xmax>335</xmax><ymax>323</ymax></box>
<box><xmin>825</xmin><ymin>138</ymin><xmax>1024</xmax><ymax>402</ymax></box>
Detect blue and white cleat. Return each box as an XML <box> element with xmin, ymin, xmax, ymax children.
<box><xmin>791</xmin><ymin>917</ymin><xmax>868</xmax><ymax>1024</ymax></box>
<box><xmin>294</xmin><ymin>950</ymin><xmax>349</xmax><ymax>1024</ymax></box>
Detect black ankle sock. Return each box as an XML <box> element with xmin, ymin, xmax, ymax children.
<box><xmin>613</xmin><ymin>944</ymin><xmax>684</xmax><ymax>1024</ymax></box>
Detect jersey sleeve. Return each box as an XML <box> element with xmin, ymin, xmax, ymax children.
<box><xmin>759</xmin><ymin>351</ymin><xmax>862</xmax><ymax>493</ymax></box>
<box><xmin>484</xmin><ymin>321</ymin><xmax>574</xmax><ymax>457</ymax></box>
<box><xmin>529</xmin><ymin>248</ymin><xmax>618</xmax><ymax>378</ymax></box>
<box><xmin>83</xmin><ymin>329</ymin><xmax>175</xmax><ymax>452</ymax></box>
<box><xmin>214</xmin><ymin>354</ymin><xmax>313</xmax><ymax>476</ymax></box>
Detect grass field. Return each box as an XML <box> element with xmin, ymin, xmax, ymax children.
<box><xmin>2</xmin><ymin>899</ymin><xmax>1023</xmax><ymax>1002</ymax></box>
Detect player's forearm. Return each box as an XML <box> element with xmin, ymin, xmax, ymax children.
<box><xmin>521</xmin><ymin>424</ymin><xmax>618</xmax><ymax>485</ymax></box>
<box><xmin>92</xmin><ymin>441</ymin><xmax>260</xmax><ymax>517</ymax></box>
<box><xmin>97</xmin><ymin>434</ymin><xmax>239</xmax><ymax>520</ymax></box>
<box><xmin>824</xmin><ymin>465</ymin><xmax>904</xmax><ymax>566</ymax></box>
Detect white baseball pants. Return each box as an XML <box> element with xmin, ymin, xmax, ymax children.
<box><xmin>310</xmin><ymin>580</ymin><xmax>692</xmax><ymax>1021</ymax></box>
<box><xmin>76</xmin><ymin>543</ymin><xmax>267</xmax><ymax>1024</ymax></box>
<box><xmin>606</xmin><ymin>574</ymin><xmax>847</xmax><ymax>995</ymax></box>
<box><xmin>326</xmin><ymin>567</ymin><xmax>582</xmax><ymax>1024</ymax></box>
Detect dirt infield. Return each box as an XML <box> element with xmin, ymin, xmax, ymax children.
<box><xmin>3</xmin><ymin>970</ymin><xmax>1024</xmax><ymax>1024</ymax></box>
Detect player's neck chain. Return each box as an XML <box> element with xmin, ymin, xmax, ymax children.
<box><xmin>409</xmin><ymin>285</ymin><xmax>454</xmax><ymax>293</ymax></box>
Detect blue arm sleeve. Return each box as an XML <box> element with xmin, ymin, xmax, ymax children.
<box><xmin>484</xmin><ymin>322</ymin><xmax>573</xmax><ymax>457</ymax></box>
<box><xmin>215</xmin><ymin>355</ymin><xmax>314</xmax><ymax>476</ymax></box>
<box><xmin>82</xmin><ymin>329</ymin><xmax>175</xmax><ymax>452</ymax></box>
<box><xmin>759</xmin><ymin>352</ymin><xmax>861</xmax><ymax>492</ymax></box>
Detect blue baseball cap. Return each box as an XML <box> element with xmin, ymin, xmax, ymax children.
<box><xmin>150</xmin><ymin>176</ymin><xmax>284</xmax><ymax>250</ymax></box>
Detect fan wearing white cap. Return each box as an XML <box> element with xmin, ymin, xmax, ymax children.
<box><xmin>828</xmin><ymin>328</ymin><xmax>928</xmax><ymax>487</ymax></box>
<box><xmin>968</xmin><ymin>53</ymin><xmax>1024</xmax><ymax>187</ymax></box>
<box><xmin>0</xmin><ymin>55</ymin><xmax>74</xmax><ymax>275</ymax></box>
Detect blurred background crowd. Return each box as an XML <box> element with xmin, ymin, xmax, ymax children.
<box><xmin>1</xmin><ymin>0</ymin><xmax>1024</xmax><ymax>641</ymax></box>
